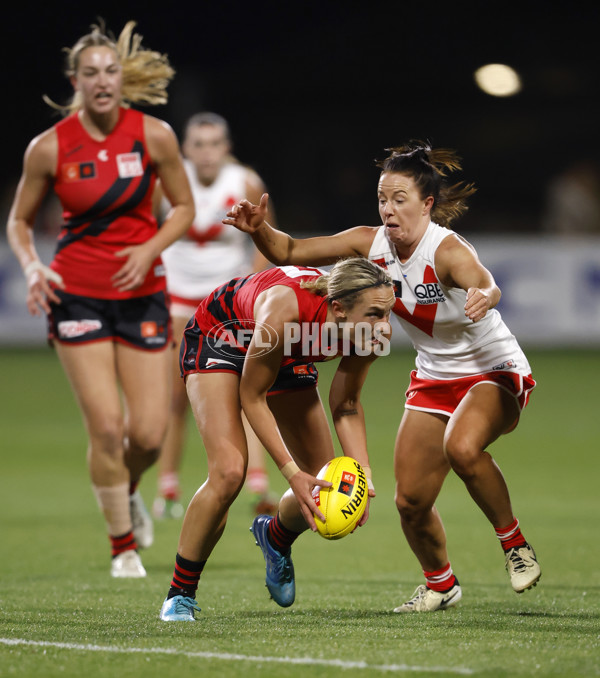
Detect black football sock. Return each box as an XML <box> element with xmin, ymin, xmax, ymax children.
<box><xmin>267</xmin><ymin>512</ymin><xmax>300</xmax><ymax>553</ymax></box>
<box><xmin>167</xmin><ymin>553</ymin><xmax>206</xmax><ymax>599</ymax></box>
<box><xmin>110</xmin><ymin>530</ymin><xmax>137</xmax><ymax>557</ymax></box>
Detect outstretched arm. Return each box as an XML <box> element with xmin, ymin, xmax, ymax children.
<box><xmin>223</xmin><ymin>192</ymin><xmax>375</xmax><ymax>266</ymax></box>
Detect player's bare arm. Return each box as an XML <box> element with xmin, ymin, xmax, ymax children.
<box><xmin>329</xmin><ymin>353</ymin><xmax>379</xmax><ymax>526</ymax></box>
<box><xmin>7</xmin><ymin>129</ymin><xmax>65</xmax><ymax>315</ymax></box>
<box><xmin>240</xmin><ymin>287</ymin><xmax>330</xmax><ymax>529</ymax></box>
<box><xmin>328</xmin><ymin>353</ymin><xmax>375</xmax><ymax>473</ymax></box>
<box><xmin>224</xmin><ymin>192</ymin><xmax>376</xmax><ymax>266</ymax></box>
<box><xmin>436</xmin><ymin>234</ymin><xmax>501</xmax><ymax>323</ymax></box>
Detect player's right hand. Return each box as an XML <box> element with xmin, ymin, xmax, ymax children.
<box><xmin>222</xmin><ymin>192</ymin><xmax>269</xmax><ymax>234</ymax></box>
<box><xmin>287</xmin><ymin>469</ymin><xmax>332</xmax><ymax>532</ymax></box>
<box><xmin>25</xmin><ymin>261</ymin><xmax>65</xmax><ymax>316</ymax></box>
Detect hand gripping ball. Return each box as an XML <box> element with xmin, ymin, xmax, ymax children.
<box><xmin>312</xmin><ymin>456</ymin><xmax>368</xmax><ymax>539</ymax></box>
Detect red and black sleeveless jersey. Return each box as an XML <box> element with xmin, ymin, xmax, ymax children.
<box><xmin>194</xmin><ymin>265</ymin><xmax>339</xmax><ymax>365</ymax></box>
<box><xmin>50</xmin><ymin>107</ymin><xmax>164</xmax><ymax>299</ymax></box>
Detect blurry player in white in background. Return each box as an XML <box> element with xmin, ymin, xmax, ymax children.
<box><xmin>153</xmin><ymin>112</ymin><xmax>278</xmax><ymax>519</ymax></box>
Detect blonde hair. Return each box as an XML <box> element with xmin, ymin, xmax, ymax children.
<box><xmin>44</xmin><ymin>20</ymin><xmax>175</xmax><ymax>114</ymax></box>
<box><xmin>301</xmin><ymin>258</ymin><xmax>393</xmax><ymax>308</ymax></box>
<box><xmin>376</xmin><ymin>140</ymin><xmax>477</xmax><ymax>227</ymax></box>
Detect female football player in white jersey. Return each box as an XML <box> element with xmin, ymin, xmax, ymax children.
<box><xmin>153</xmin><ymin>112</ymin><xmax>278</xmax><ymax>519</ymax></box>
<box><xmin>223</xmin><ymin>140</ymin><xmax>541</xmax><ymax>612</ymax></box>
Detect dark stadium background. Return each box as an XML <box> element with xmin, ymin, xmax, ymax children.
<box><xmin>2</xmin><ymin>2</ymin><xmax>599</xmax><ymax>236</ymax></box>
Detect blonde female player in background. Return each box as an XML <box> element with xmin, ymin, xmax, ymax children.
<box><xmin>6</xmin><ymin>20</ymin><xmax>194</xmax><ymax>578</ymax></box>
<box><xmin>152</xmin><ymin>111</ymin><xmax>278</xmax><ymax>520</ymax></box>
<box><xmin>224</xmin><ymin>140</ymin><xmax>541</xmax><ymax>612</ymax></box>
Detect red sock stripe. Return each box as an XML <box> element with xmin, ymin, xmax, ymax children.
<box><xmin>174</xmin><ymin>564</ymin><xmax>201</xmax><ymax>578</ymax></box>
<box><xmin>495</xmin><ymin>517</ymin><xmax>527</xmax><ymax>550</ymax></box>
<box><xmin>423</xmin><ymin>563</ymin><xmax>452</xmax><ymax>578</ymax></box>
<box><xmin>110</xmin><ymin>531</ymin><xmax>137</xmax><ymax>557</ymax></box>
<box><xmin>171</xmin><ymin>574</ymin><xmax>199</xmax><ymax>590</ymax></box>
<box><xmin>268</xmin><ymin>515</ymin><xmax>285</xmax><ymax>540</ymax></box>
<box><xmin>170</xmin><ymin>557</ymin><xmax>204</xmax><ymax>592</ymax></box>
<box><xmin>423</xmin><ymin>563</ymin><xmax>456</xmax><ymax>592</ymax></box>
<box><xmin>268</xmin><ymin>513</ymin><xmax>299</xmax><ymax>551</ymax></box>
<box><xmin>495</xmin><ymin>517</ymin><xmax>519</xmax><ymax>536</ymax></box>
<box><xmin>171</xmin><ymin>568</ymin><xmax>200</xmax><ymax>591</ymax></box>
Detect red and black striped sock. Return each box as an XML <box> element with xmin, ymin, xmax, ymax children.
<box><xmin>267</xmin><ymin>512</ymin><xmax>300</xmax><ymax>554</ymax></box>
<box><xmin>110</xmin><ymin>530</ymin><xmax>138</xmax><ymax>558</ymax></box>
<box><xmin>495</xmin><ymin>517</ymin><xmax>527</xmax><ymax>551</ymax></box>
<box><xmin>423</xmin><ymin>563</ymin><xmax>458</xmax><ymax>592</ymax></box>
<box><xmin>167</xmin><ymin>553</ymin><xmax>206</xmax><ymax>599</ymax></box>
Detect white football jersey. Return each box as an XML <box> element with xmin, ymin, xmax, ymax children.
<box><xmin>368</xmin><ymin>222</ymin><xmax>531</xmax><ymax>379</ymax></box>
<box><xmin>161</xmin><ymin>160</ymin><xmax>255</xmax><ymax>301</ymax></box>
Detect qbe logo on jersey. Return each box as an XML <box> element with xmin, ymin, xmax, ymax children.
<box><xmin>116</xmin><ymin>153</ymin><xmax>144</xmax><ymax>178</ymax></box>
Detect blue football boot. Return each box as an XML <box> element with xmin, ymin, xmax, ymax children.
<box><xmin>159</xmin><ymin>595</ymin><xmax>201</xmax><ymax>621</ymax></box>
<box><xmin>250</xmin><ymin>515</ymin><xmax>295</xmax><ymax>607</ymax></box>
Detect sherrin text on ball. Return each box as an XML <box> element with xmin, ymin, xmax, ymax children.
<box><xmin>312</xmin><ymin>456</ymin><xmax>368</xmax><ymax>539</ymax></box>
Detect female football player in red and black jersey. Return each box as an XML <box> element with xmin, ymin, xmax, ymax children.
<box><xmin>6</xmin><ymin>21</ymin><xmax>194</xmax><ymax>578</ymax></box>
<box><xmin>159</xmin><ymin>257</ymin><xmax>395</xmax><ymax>621</ymax></box>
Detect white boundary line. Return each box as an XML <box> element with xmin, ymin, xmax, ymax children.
<box><xmin>0</xmin><ymin>637</ymin><xmax>474</xmax><ymax>674</ymax></box>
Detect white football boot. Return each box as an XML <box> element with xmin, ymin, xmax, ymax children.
<box><xmin>130</xmin><ymin>490</ymin><xmax>154</xmax><ymax>549</ymax></box>
<box><xmin>393</xmin><ymin>583</ymin><xmax>462</xmax><ymax>613</ymax></box>
<box><xmin>111</xmin><ymin>550</ymin><xmax>147</xmax><ymax>578</ymax></box>
<box><xmin>505</xmin><ymin>543</ymin><xmax>541</xmax><ymax>592</ymax></box>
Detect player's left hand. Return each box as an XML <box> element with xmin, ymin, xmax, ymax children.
<box><xmin>112</xmin><ymin>244</ymin><xmax>155</xmax><ymax>291</ymax></box>
<box><xmin>464</xmin><ymin>287</ymin><xmax>490</xmax><ymax>322</ymax></box>
<box><xmin>355</xmin><ymin>485</ymin><xmax>375</xmax><ymax>529</ymax></box>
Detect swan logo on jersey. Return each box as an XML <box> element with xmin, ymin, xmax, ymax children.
<box><xmin>61</xmin><ymin>162</ymin><xmax>96</xmax><ymax>182</ymax></box>
<box><xmin>370</xmin><ymin>257</ymin><xmax>402</xmax><ymax>298</ymax></box>
<box><xmin>116</xmin><ymin>152</ymin><xmax>144</xmax><ymax>178</ymax></box>
<box><xmin>414</xmin><ymin>282</ymin><xmax>446</xmax><ymax>305</ymax></box>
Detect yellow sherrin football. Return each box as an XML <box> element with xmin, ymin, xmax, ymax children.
<box><xmin>312</xmin><ymin>456</ymin><xmax>368</xmax><ymax>539</ymax></box>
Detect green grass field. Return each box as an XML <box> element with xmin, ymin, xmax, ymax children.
<box><xmin>0</xmin><ymin>347</ymin><xmax>598</xmax><ymax>677</ymax></box>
